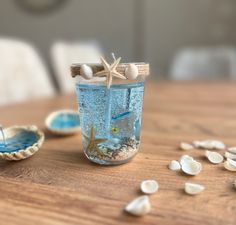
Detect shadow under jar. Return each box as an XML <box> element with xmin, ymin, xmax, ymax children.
<box><xmin>71</xmin><ymin>61</ymin><xmax>149</xmax><ymax>165</ymax></box>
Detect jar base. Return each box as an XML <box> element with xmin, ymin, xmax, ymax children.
<box><xmin>85</xmin><ymin>153</ymin><xmax>138</xmax><ymax>166</ymax></box>
<box><xmin>83</xmin><ymin>137</ymin><xmax>140</xmax><ymax>165</ymax></box>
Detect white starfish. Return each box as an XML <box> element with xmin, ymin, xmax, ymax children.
<box><xmin>95</xmin><ymin>56</ymin><xmax>126</xmax><ymax>88</ymax></box>
<box><xmin>83</xmin><ymin>126</ymin><xmax>107</xmax><ymax>158</ymax></box>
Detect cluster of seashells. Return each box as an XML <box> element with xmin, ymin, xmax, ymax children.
<box><xmin>125</xmin><ymin>180</ymin><xmax>158</xmax><ymax>216</ymax></box>
<box><xmin>168</xmin><ymin>139</ymin><xmax>236</xmax><ymax>195</ymax></box>
<box><xmin>79</xmin><ymin>63</ymin><xmax>139</xmax><ymax>80</ymax></box>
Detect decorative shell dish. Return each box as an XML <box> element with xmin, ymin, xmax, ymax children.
<box><xmin>45</xmin><ymin>109</ymin><xmax>80</xmax><ymax>135</ymax></box>
<box><xmin>0</xmin><ymin>125</ymin><xmax>44</xmax><ymax>161</ymax></box>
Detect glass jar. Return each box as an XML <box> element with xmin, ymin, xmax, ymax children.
<box><xmin>72</xmin><ymin>62</ymin><xmax>149</xmax><ymax>165</ymax></box>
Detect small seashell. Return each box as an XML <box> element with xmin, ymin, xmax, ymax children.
<box><xmin>224</xmin><ymin>158</ymin><xmax>236</xmax><ymax>171</ymax></box>
<box><xmin>168</xmin><ymin>160</ymin><xmax>181</xmax><ymax>171</ymax></box>
<box><xmin>205</xmin><ymin>150</ymin><xmax>223</xmax><ymax>164</ymax></box>
<box><xmin>125</xmin><ymin>195</ymin><xmax>151</xmax><ymax>216</ymax></box>
<box><xmin>227</xmin><ymin>147</ymin><xmax>236</xmax><ymax>154</ymax></box>
<box><xmin>125</xmin><ymin>64</ymin><xmax>139</xmax><ymax>80</ymax></box>
<box><xmin>141</xmin><ymin>180</ymin><xmax>159</xmax><ymax>194</ymax></box>
<box><xmin>180</xmin><ymin>142</ymin><xmax>194</xmax><ymax>151</ymax></box>
<box><xmin>80</xmin><ymin>64</ymin><xmax>93</xmax><ymax>79</ymax></box>
<box><xmin>193</xmin><ymin>140</ymin><xmax>225</xmax><ymax>150</ymax></box>
<box><xmin>212</xmin><ymin>140</ymin><xmax>225</xmax><ymax>150</ymax></box>
<box><xmin>181</xmin><ymin>159</ymin><xmax>202</xmax><ymax>175</ymax></box>
<box><xmin>184</xmin><ymin>183</ymin><xmax>205</xmax><ymax>195</ymax></box>
<box><xmin>193</xmin><ymin>141</ymin><xmax>202</xmax><ymax>148</ymax></box>
<box><xmin>224</xmin><ymin>151</ymin><xmax>236</xmax><ymax>160</ymax></box>
<box><xmin>179</xmin><ymin>155</ymin><xmax>194</xmax><ymax>165</ymax></box>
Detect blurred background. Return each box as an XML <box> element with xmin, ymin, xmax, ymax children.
<box><xmin>1</xmin><ymin>0</ymin><xmax>236</xmax><ymax>105</ymax></box>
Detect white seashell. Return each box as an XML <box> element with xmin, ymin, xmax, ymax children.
<box><xmin>180</xmin><ymin>142</ymin><xmax>194</xmax><ymax>151</ymax></box>
<box><xmin>168</xmin><ymin>160</ymin><xmax>181</xmax><ymax>171</ymax></box>
<box><xmin>227</xmin><ymin>147</ymin><xmax>236</xmax><ymax>154</ymax></box>
<box><xmin>211</xmin><ymin>140</ymin><xmax>225</xmax><ymax>150</ymax></box>
<box><xmin>125</xmin><ymin>195</ymin><xmax>151</xmax><ymax>216</ymax></box>
<box><xmin>224</xmin><ymin>151</ymin><xmax>236</xmax><ymax>160</ymax></box>
<box><xmin>179</xmin><ymin>155</ymin><xmax>194</xmax><ymax>165</ymax></box>
<box><xmin>125</xmin><ymin>64</ymin><xmax>139</xmax><ymax>80</ymax></box>
<box><xmin>193</xmin><ymin>141</ymin><xmax>202</xmax><ymax>148</ymax></box>
<box><xmin>205</xmin><ymin>150</ymin><xmax>223</xmax><ymax>164</ymax></box>
<box><xmin>184</xmin><ymin>183</ymin><xmax>205</xmax><ymax>195</ymax></box>
<box><xmin>193</xmin><ymin>140</ymin><xmax>225</xmax><ymax>150</ymax></box>
<box><xmin>193</xmin><ymin>140</ymin><xmax>211</xmax><ymax>149</ymax></box>
<box><xmin>181</xmin><ymin>159</ymin><xmax>202</xmax><ymax>175</ymax></box>
<box><xmin>224</xmin><ymin>158</ymin><xmax>236</xmax><ymax>171</ymax></box>
<box><xmin>80</xmin><ymin>64</ymin><xmax>93</xmax><ymax>79</ymax></box>
<box><xmin>141</xmin><ymin>180</ymin><xmax>159</xmax><ymax>194</ymax></box>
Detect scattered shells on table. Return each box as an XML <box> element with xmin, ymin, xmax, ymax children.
<box><xmin>125</xmin><ymin>195</ymin><xmax>151</xmax><ymax>216</ymax></box>
<box><xmin>180</xmin><ymin>142</ymin><xmax>194</xmax><ymax>151</ymax></box>
<box><xmin>205</xmin><ymin>150</ymin><xmax>223</xmax><ymax>164</ymax></box>
<box><xmin>224</xmin><ymin>158</ymin><xmax>236</xmax><ymax>171</ymax></box>
<box><xmin>184</xmin><ymin>183</ymin><xmax>205</xmax><ymax>195</ymax></box>
<box><xmin>168</xmin><ymin>160</ymin><xmax>181</xmax><ymax>171</ymax></box>
<box><xmin>165</xmin><ymin>138</ymin><xmax>236</xmax><ymax>204</ymax></box>
<box><xmin>193</xmin><ymin>140</ymin><xmax>225</xmax><ymax>150</ymax></box>
<box><xmin>169</xmin><ymin>155</ymin><xmax>202</xmax><ymax>175</ymax></box>
<box><xmin>141</xmin><ymin>180</ymin><xmax>159</xmax><ymax>194</ymax></box>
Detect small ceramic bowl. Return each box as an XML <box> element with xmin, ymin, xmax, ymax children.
<box><xmin>45</xmin><ymin>109</ymin><xmax>80</xmax><ymax>135</ymax></box>
<box><xmin>0</xmin><ymin>125</ymin><xmax>44</xmax><ymax>161</ymax></box>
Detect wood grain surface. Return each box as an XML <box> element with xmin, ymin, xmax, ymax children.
<box><xmin>0</xmin><ymin>81</ymin><xmax>236</xmax><ymax>225</ymax></box>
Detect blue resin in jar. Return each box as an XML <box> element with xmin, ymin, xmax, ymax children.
<box><xmin>72</xmin><ymin>59</ymin><xmax>149</xmax><ymax>165</ymax></box>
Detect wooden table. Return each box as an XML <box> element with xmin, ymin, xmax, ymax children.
<box><xmin>1</xmin><ymin>81</ymin><xmax>236</xmax><ymax>225</ymax></box>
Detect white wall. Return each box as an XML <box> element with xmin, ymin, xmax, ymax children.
<box><xmin>0</xmin><ymin>0</ymin><xmax>136</xmax><ymax>64</ymax></box>
<box><xmin>0</xmin><ymin>0</ymin><xmax>235</xmax><ymax>77</ymax></box>
<box><xmin>146</xmin><ymin>0</ymin><xmax>236</xmax><ymax>76</ymax></box>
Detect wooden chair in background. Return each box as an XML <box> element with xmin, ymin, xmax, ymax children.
<box><xmin>51</xmin><ymin>41</ymin><xmax>102</xmax><ymax>94</ymax></box>
<box><xmin>170</xmin><ymin>47</ymin><xmax>236</xmax><ymax>80</ymax></box>
<box><xmin>0</xmin><ymin>38</ymin><xmax>55</xmax><ymax>106</ymax></box>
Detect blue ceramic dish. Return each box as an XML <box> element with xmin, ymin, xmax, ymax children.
<box><xmin>0</xmin><ymin>125</ymin><xmax>44</xmax><ymax>161</ymax></box>
<box><xmin>45</xmin><ymin>110</ymin><xmax>80</xmax><ymax>135</ymax></box>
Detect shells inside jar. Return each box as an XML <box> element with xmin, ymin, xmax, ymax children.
<box><xmin>83</xmin><ymin>136</ymin><xmax>140</xmax><ymax>165</ymax></box>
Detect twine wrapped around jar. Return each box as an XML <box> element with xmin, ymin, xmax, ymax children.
<box><xmin>71</xmin><ymin>63</ymin><xmax>150</xmax><ymax>78</ymax></box>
